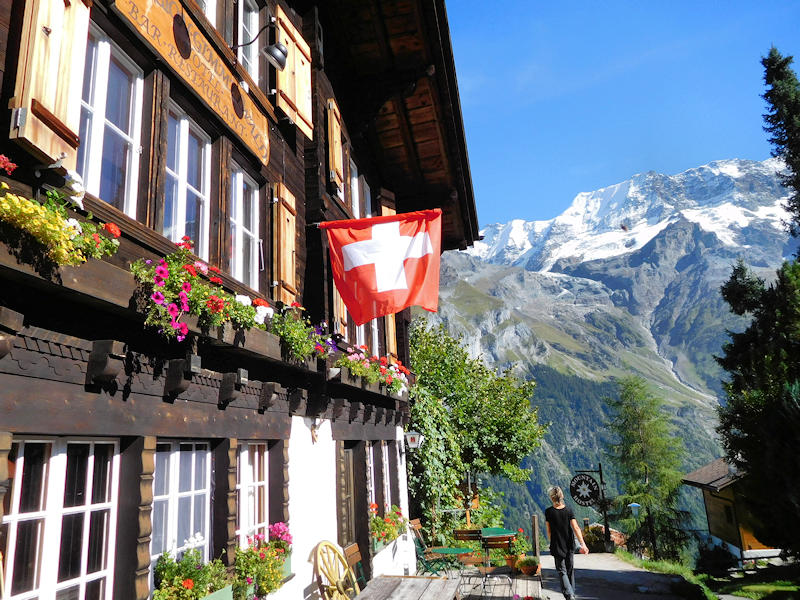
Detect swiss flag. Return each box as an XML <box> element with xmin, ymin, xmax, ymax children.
<box><xmin>319</xmin><ymin>209</ymin><xmax>442</xmax><ymax>326</ymax></box>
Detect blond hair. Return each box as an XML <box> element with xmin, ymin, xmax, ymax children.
<box><xmin>548</xmin><ymin>485</ymin><xmax>564</xmax><ymax>504</ymax></box>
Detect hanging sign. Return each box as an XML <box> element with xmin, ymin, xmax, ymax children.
<box><xmin>112</xmin><ymin>0</ymin><xmax>270</xmax><ymax>166</ymax></box>
<box><xmin>569</xmin><ymin>473</ymin><xmax>600</xmax><ymax>507</ymax></box>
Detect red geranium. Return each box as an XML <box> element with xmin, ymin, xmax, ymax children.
<box><xmin>0</xmin><ymin>154</ymin><xmax>17</xmax><ymax>175</ymax></box>
<box><xmin>209</xmin><ymin>276</ymin><xmax>223</xmax><ymax>285</ymax></box>
<box><xmin>91</xmin><ymin>233</ymin><xmax>101</xmax><ymax>247</ymax></box>
<box><xmin>209</xmin><ymin>265</ymin><xmax>220</xmax><ymax>273</ymax></box>
<box><xmin>182</xmin><ymin>264</ymin><xmax>198</xmax><ymax>277</ymax></box>
<box><xmin>206</xmin><ymin>295</ymin><xmax>226</xmax><ymax>313</ymax></box>
<box><xmin>103</xmin><ymin>222</ymin><xmax>121</xmax><ymax>238</ymax></box>
<box><xmin>182</xmin><ymin>579</ymin><xmax>194</xmax><ymax>590</ymax></box>
<box><xmin>291</xmin><ymin>301</ymin><xmax>301</xmax><ymax>308</ymax></box>
<box><xmin>253</xmin><ymin>298</ymin><xmax>269</xmax><ymax>307</ymax></box>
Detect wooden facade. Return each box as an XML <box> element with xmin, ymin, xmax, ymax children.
<box><xmin>683</xmin><ymin>458</ymin><xmax>781</xmax><ymax>560</ymax></box>
<box><xmin>0</xmin><ymin>0</ymin><xmax>478</xmax><ymax>598</ymax></box>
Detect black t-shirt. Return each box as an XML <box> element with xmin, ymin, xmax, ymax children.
<box><xmin>545</xmin><ymin>505</ymin><xmax>575</xmax><ymax>558</ymax></box>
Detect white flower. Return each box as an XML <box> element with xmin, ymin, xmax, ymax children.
<box><xmin>235</xmin><ymin>294</ymin><xmax>252</xmax><ymax>306</ymax></box>
<box><xmin>64</xmin><ymin>218</ymin><xmax>82</xmax><ymax>239</ymax></box>
<box><xmin>63</xmin><ymin>170</ymin><xmax>85</xmax><ymax>210</ymax></box>
<box><xmin>254</xmin><ymin>305</ymin><xmax>273</xmax><ymax>325</ymax></box>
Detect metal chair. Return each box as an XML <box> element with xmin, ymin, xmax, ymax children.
<box><xmin>453</xmin><ymin>529</ymin><xmax>484</xmax><ymax>597</ymax></box>
<box><xmin>480</xmin><ymin>535</ymin><xmax>515</xmax><ymax>598</ymax></box>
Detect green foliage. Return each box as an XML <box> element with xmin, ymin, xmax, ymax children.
<box><xmin>717</xmin><ymin>259</ymin><xmax>800</xmax><ymax>555</ymax></box>
<box><xmin>369</xmin><ymin>504</ymin><xmax>408</xmax><ymax>543</ymax></box>
<box><xmin>605</xmin><ymin>376</ymin><xmax>688</xmax><ymax>560</ymax></box>
<box><xmin>233</xmin><ymin>537</ymin><xmax>286</xmax><ymax>600</ymax></box>
<box><xmin>614</xmin><ymin>549</ymin><xmax>717</xmax><ymax>600</ymax></box>
<box><xmin>516</xmin><ymin>555</ymin><xmax>539</xmax><ymax>568</ymax></box>
<box><xmin>153</xmin><ymin>549</ymin><xmax>230</xmax><ymax>600</ymax></box>
<box><xmin>694</xmin><ymin>540</ymin><xmax>738</xmax><ymax>575</ymax></box>
<box><xmin>762</xmin><ymin>47</ymin><xmax>800</xmax><ymax>237</ymax></box>
<box><xmin>268</xmin><ymin>303</ymin><xmax>333</xmax><ymax>363</ymax></box>
<box><xmin>410</xmin><ymin>321</ymin><xmax>545</xmax><ymax>483</ymax></box>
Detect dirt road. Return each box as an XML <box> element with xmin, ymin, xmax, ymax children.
<box><xmin>538</xmin><ymin>552</ymin><xmax>689</xmax><ymax>600</ymax></box>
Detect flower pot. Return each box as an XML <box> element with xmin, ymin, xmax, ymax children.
<box><xmin>281</xmin><ymin>551</ymin><xmax>292</xmax><ymax>578</ymax></box>
<box><xmin>518</xmin><ymin>563</ymin><xmax>540</xmax><ymax>576</ymax></box>
<box><xmin>504</xmin><ymin>555</ymin><xmax>517</xmax><ymax>570</ymax></box>
<box><xmin>202</xmin><ymin>585</ymin><xmax>233</xmax><ymax>600</ymax></box>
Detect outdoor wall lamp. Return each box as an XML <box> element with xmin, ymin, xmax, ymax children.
<box><xmin>230</xmin><ymin>16</ymin><xmax>287</xmax><ymax>71</ymax></box>
<box><xmin>405</xmin><ymin>431</ymin><xmax>424</xmax><ymax>449</ymax></box>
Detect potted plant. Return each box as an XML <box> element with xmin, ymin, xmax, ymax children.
<box><xmin>516</xmin><ymin>555</ymin><xmax>540</xmax><ymax>576</ymax></box>
<box><xmin>369</xmin><ymin>503</ymin><xmax>408</xmax><ymax>551</ymax></box>
<box><xmin>233</xmin><ymin>535</ymin><xmax>286</xmax><ymax>600</ymax></box>
<box><xmin>153</xmin><ymin>548</ymin><xmax>232</xmax><ymax>600</ymax></box>
<box><xmin>269</xmin><ymin>302</ymin><xmax>333</xmax><ymax>364</ymax></box>
<box><xmin>268</xmin><ymin>521</ymin><xmax>293</xmax><ymax>578</ymax></box>
<box><xmin>504</xmin><ymin>529</ymin><xmax>531</xmax><ymax>570</ymax></box>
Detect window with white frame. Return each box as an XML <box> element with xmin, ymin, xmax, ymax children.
<box><xmin>77</xmin><ymin>26</ymin><xmax>143</xmax><ymax>217</ymax></box>
<box><xmin>236</xmin><ymin>442</ymin><xmax>268</xmax><ymax>547</ymax></box>
<box><xmin>197</xmin><ymin>0</ymin><xmax>216</xmax><ymax>29</ymax></box>
<box><xmin>164</xmin><ymin>105</ymin><xmax>212</xmax><ymax>259</ymax></box>
<box><xmin>0</xmin><ymin>438</ymin><xmax>120</xmax><ymax>600</ymax></box>
<box><xmin>366</xmin><ymin>442</ymin><xmax>376</xmax><ymax>508</ymax></box>
<box><xmin>381</xmin><ymin>442</ymin><xmax>392</xmax><ymax>513</ymax></box>
<box><xmin>237</xmin><ymin>0</ymin><xmax>260</xmax><ymax>83</ymax></box>
<box><xmin>150</xmin><ymin>442</ymin><xmax>211</xmax><ymax>569</ymax></box>
<box><xmin>230</xmin><ymin>165</ymin><xmax>260</xmax><ymax>289</ymax></box>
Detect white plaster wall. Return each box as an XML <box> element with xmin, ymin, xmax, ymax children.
<box><xmin>270</xmin><ymin>420</ymin><xmax>414</xmax><ymax>598</ymax></box>
<box><xmin>273</xmin><ymin>416</ymin><xmax>338</xmax><ymax>600</ymax></box>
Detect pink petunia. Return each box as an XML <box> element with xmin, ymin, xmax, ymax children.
<box><xmin>168</xmin><ymin>303</ymin><xmax>180</xmax><ymax>317</ymax></box>
<box><xmin>178</xmin><ymin>322</ymin><xmax>188</xmax><ymax>335</ymax></box>
<box><xmin>182</xmin><ymin>281</ymin><xmax>192</xmax><ymax>292</ymax></box>
<box><xmin>155</xmin><ymin>265</ymin><xmax>169</xmax><ymax>279</ymax></box>
<box><xmin>194</xmin><ymin>261</ymin><xmax>209</xmax><ymax>275</ymax></box>
<box><xmin>151</xmin><ymin>291</ymin><xmax>165</xmax><ymax>304</ymax></box>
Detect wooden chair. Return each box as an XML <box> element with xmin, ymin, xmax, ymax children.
<box><xmin>343</xmin><ymin>543</ymin><xmax>368</xmax><ymax>590</ymax></box>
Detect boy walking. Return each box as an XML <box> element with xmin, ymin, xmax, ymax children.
<box><xmin>545</xmin><ymin>485</ymin><xmax>589</xmax><ymax>600</ymax></box>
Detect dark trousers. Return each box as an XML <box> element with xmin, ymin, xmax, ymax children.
<box><xmin>553</xmin><ymin>552</ymin><xmax>576</xmax><ymax>598</ymax></box>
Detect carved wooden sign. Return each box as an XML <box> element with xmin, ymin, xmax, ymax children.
<box><xmin>112</xmin><ymin>0</ymin><xmax>270</xmax><ymax>166</ymax></box>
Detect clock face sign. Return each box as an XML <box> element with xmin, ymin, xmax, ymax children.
<box><xmin>570</xmin><ymin>474</ymin><xmax>600</xmax><ymax>507</ymax></box>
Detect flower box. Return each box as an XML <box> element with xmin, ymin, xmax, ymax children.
<box><xmin>362</xmin><ymin>379</ymin><xmax>381</xmax><ymax>394</ymax></box>
<box><xmin>202</xmin><ymin>585</ymin><xmax>233</xmax><ymax>600</ymax></box>
<box><xmin>340</xmin><ymin>366</ymin><xmax>361</xmax><ymax>387</ymax></box>
<box><xmin>281</xmin><ymin>552</ymin><xmax>292</xmax><ymax>578</ymax></box>
<box><xmin>372</xmin><ymin>538</ymin><xmax>388</xmax><ymax>553</ymax></box>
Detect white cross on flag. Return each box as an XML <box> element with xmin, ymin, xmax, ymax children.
<box><xmin>319</xmin><ymin>209</ymin><xmax>442</xmax><ymax>325</ymax></box>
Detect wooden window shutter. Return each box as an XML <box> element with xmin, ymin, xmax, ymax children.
<box><xmin>10</xmin><ymin>0</ymin><xmax>91</xmax><ymax>169</ymax></box>
<box><xmin>327</xmin><ymin>98</ymin><xmax>343</xmax><ymax>192</ymax></box>
<box><xmin>273</xmin><ymin>183</ymin><xmax>297</xmax><ymax>304</ymax></box>
<box><xmin>381</xmin><ymin>202</ymin><xmax>398</xmax><ymax>360</ymax></box>
<box><xmin>275</xmin><ymin>6</ymin><xmax>313</xmax><ymax>140</ymax></box>
<box><xmin>333</xmin><ymin>284</ymin><xmax>348</xmax><ymax>337</ymax></box>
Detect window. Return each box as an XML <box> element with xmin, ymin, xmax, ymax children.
<box><xmin>197</xmin><ymin>0</ymin><xmax>216</xmax><ymax>29</ymax></box>
<box><xmin>237</xmin><ymin>0</ymin><xmax>259</xmax><ymax>83</ymax></box>
<box><xmin>275</xmin><ymin>4</ymin><xmax>313</xmax><ymax>139</ymax></box>
<box><xmin>1</xmin><ymin>438</ymin><xmax>119</xmax><ymax>600</ymax></box>
<box><xmin>381</xmin><ymin>442</ymin><xmax>391</xmax><ymax>513</ymax></box>
<box><xmin>164</xmin><ymin>105</ymin><xmax>212</xmax><ymax>259</ymax></box>
<box><xmin>77</xmin><ymin>26</ymin><xmax>143</xmax><ymax>217</ymax></box>
<box><xmin>230</xmin><ymin>166</ymin><xmax>260</xmax><ymax>289</ymax></box>
<box><xmin>236</xmin><ymin>442</ymin><xmax>268</xmax><ymax>547</ymax></box>
<box><xmin>366</xmin><ymin>442</ymin><xmax>376</xmax><ymax>508</ymax></box>
<box><xmin>150</xmin><ymin>442</ymin><xmax>211</xmax><ymax>568</ymax></box>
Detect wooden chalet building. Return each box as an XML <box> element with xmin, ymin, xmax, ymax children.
<box><xmin>683</xmin><ymin>458</ymin><xmax>781</xmax><ymax>561</ymax></box>
<box><xmin>0</xmin><ymin>0</ymin><xmax>478</xmax><ymax>597</ymax></box>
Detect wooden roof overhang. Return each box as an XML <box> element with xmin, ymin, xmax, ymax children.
<box><xmin>300</xmin><ymin>0</ymin><xmax>479</xmax><ymax>251</ymax></box>
<box><xmin>682</xmin><ymin>457</ymin><xmax>743</xmax><ymax>493</ymax></box>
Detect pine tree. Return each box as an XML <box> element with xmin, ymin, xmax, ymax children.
<box><xmin>605</xmin><ymin>377</ymin><xmax>688</xmax><ymax>560</ymax></box>
<box><xmin>762</xmin><ymin>47</ymin><xmax>800</xmax><ymax>236</ymax></box>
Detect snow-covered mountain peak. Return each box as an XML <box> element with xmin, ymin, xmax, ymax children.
<box><xmin>467</xmin><ymin>158</ymin><xmax>789</xmax><ymax>271</ymax></box>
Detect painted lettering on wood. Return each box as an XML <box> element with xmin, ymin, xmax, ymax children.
<box><xmin>112</xmin><ymin>0</ymin><xmax>270</xmax><ymax>166</ymax></box>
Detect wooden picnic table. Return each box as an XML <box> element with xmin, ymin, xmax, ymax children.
<box><xmin>353</xmin><ymin>575</ymin><xmax>461</xmax><ymax>600</ymax></box>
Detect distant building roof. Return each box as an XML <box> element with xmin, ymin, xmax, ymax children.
<box><xmin>682</xmin><ymin>457</ymin><xmax>743</xmax><ymax>492</ymax></box>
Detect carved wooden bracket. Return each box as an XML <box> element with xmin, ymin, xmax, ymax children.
<box><xmin>219</xmin><ymin>369</ymin><xmax>248</xmax><ymax>409</ymax></box>
<box><xmin>374</xmin><ymin>406</ymin><xmax>385</xmax><ymax>425</ymax></box>
<box><xmin>287</xmin><ymin>387</ymin><xmax>307</xmax><ymax>414</ymax></box>
<box><xmin>0</xmin><ymin>307</ymin><xmax>24</xmax><ymax>360</ymax></box>
<box><xmin>85</xmin><ymin>340</ymin><xmax>126</xmax><ymax>386</ymax></box>
<box><xmin>164</xmin><ymin>354</ymin><xmax>202</xmax><ymax>399</ymax></box>
<box><xmin>331</xmin><ymin>397</ymin><xmax>346</xmax><ymax>420</ymax></box>
<box><xmin>258</xmin><ymin>381</ymin><xmax>284</xmax><ymax>413</ymax></box>
<box><xmin>362</xmin><ymin>403</ymin><xmax>374</xmax><ymax>423</ymax></box>
<box><xmin>349</xmin><ymin>401</ymin><xmax>363</xmax><ymax>423</ymax></box>
<box><xmin>306</xmin><ymin>392</ymin><xmax>329</xmax><ymax>417</ymax></box>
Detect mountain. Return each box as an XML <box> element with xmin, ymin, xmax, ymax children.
<box><xmin>419</xmin><ymin>158</ymin><xmax>795</xmax><ymax>528</ymax></box>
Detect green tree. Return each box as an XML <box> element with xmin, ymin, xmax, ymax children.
<box><xmin>604</xmin><ymin>376</ymin><xmax>688</xmax><ymax>560</ymax></box>
<box><xmin>762</xmin><ymin>47</ymin><xmax>800</xmax><ymax>236</ymax></box>
<box><xmin>713</xmin><ymin>47</ymin><xmax>800</xmax><ymax>555</ymax></box>
<box><xmin>716</xmin><ymin>260</ymin><xmax>800</xmax><ymax>554</ymax></box>
<box><xmin>407</xmin><ymin>320</ymin><xmax>545</xmax><ymax>534</ymax></box>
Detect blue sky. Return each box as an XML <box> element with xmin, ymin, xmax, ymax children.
<box><xmin>447</xmin><ymin>1</ymin><xmax>800</xmax><ymax>227</ymax></box>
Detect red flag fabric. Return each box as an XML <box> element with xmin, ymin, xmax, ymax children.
<box><xmin>319</xmin><ymin>209</ymin><xmax>442</xmax><ymax>326</ymax></box>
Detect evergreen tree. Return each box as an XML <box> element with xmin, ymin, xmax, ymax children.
<box><xmin>762</xmin><ymin>47</ymin><xmax>800</xmax><ymax>236</ymax></box>
<box><xmin>604</xmin><ymin>377</ymin><xmax>688</xmax><ymax>560</ymax></box>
